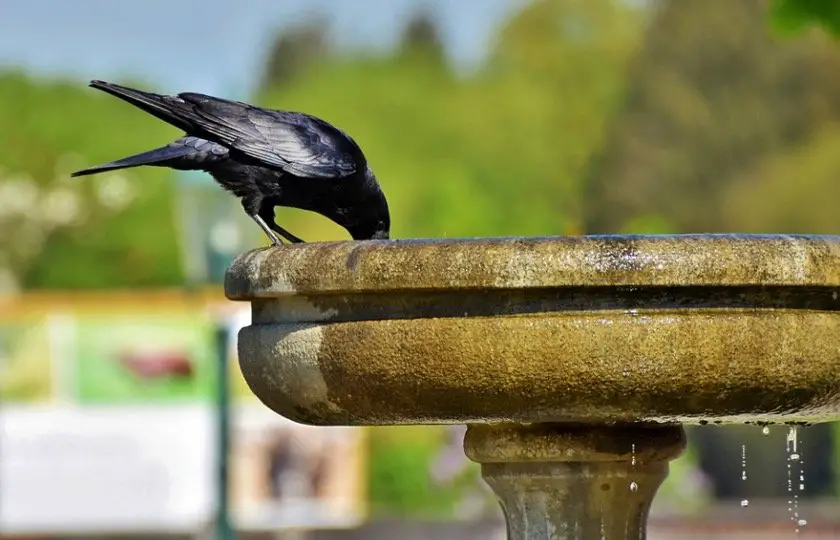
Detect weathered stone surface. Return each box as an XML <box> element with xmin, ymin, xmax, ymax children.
<box><xmin>226</xmin><ymin>234</ymin><xmax>840</xmax><ymax>426</ymax></box>
<box><xmin>226</xmin><ymin>234</ymin><xmax>840</xmax><ymax>298</ymax></box>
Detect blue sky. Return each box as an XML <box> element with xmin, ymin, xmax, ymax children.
<box><xmin>0</xmin><ymin>0</ymin><xmax>519</xmax><ymax>97</ymax></box>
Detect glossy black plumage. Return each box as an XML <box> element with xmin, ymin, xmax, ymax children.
<box><xmin>72</xmin><ymin>80</ymin><xmax>390</xmax><ymax>244</ymax></box>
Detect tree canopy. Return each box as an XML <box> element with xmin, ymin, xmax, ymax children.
<box><xmin>772</xmin><ymin>0</ymin><xmax>840</xmax><ymax>37</ymax></box>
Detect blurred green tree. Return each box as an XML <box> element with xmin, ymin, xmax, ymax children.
<box><xmin>584</xmin><ymin>0</ymin><xmax>840</xmax><ymax>234</ymax></box>
<box><xmin>0</xmin><ymin>71</ymin><xmax>184</xmax><ymax>289</ymax></box>
<box><xmin>398</xmin><ymin>9</ymin><xmax>447</xmax><ymax>68</ymax></box>
<box><xmin>480</xmin><ymin>0</ymin><xmax>644</xmax><ymax>234</ymax></box>
<box><xmin>258</xmin><ymin>0</ymin><xmax>644</xmax><ymax>240</ymax></box>
<box><xmin>720</xmin><ymin>124</ymin><xmax>840</xmax><ymax>233</ymax></box>
<box><xmin>258</xmin><ymin>18</ymin><xmax>330</xmax><ymax>93</ymax></box>
<box><xmin>771</xmin><ymin>0</ymin><xmax>840</xmax><ymax>37</ymax></box>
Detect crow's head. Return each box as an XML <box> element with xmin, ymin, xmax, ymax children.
<box><xmin>345</xmin><ymin>166</ymin><xmax>390</xmax><ymax>241</ymax></box>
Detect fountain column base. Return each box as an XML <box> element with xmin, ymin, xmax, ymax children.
<box><xmin>464</xmin><ymin>424</ymin><xmax>686</xmax><ymax>540</ymax></box>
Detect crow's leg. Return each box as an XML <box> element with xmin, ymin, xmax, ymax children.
<box><xmin>258</xmin><ymin>203</ymin><xmax>305</xmax><ymax>244</ymax></box>
<box><xmin>242</xmin><ymin>195</ymin><xmax>283</xmax><ymax>246</ymax></box>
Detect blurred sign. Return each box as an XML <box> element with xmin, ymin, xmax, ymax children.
<box><xmin>0</xmin><ymin>404</ymin><xmax>215</xmax><ymax>534</ymax></box>
<box><xmin>0</xmin><ymin>302</ymin><xmax>367</xmax><ymax>536</ymax></box>
<box><xmin>0</xmin><ymin>404</ymin><xmax>365</xmax><ymax>535</ymax></box>
<box><xmin>73</xmin><ymin>312</ymin><xmax>216</xmax><ymax>403</ymax></box>
<box><xmin>0</xmin><ymin>307</ymin><xmax>259</xmax><ymax>405</ymax></box>
<box><xmin>230</xmin><ymin>407</ymin><xmax>367</xmax><ymax>532</ymax></box>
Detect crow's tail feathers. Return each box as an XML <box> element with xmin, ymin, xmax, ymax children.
<box><xmin>71</xmin><ymin>145</ymin><xmax>194</xmax><ymax>177</ymax></box>
<box><xmin>87</xmin><ymin>80</ymin><xmax>197</xmax><ymax>134</ymax></box>
<box><xmin>70</xmin><ymin>138</ymin><xmax>226</xmax><ymax>178</ymax></box>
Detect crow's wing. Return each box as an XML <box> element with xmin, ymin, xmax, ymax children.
<box><xmin>177</xmin><ymin>93</ymin><xmax>360</xmax><ymax>178</ymax></box>
<box><xmin>86</xmin><ymin>81</ymin><xmax>360</xmax><ymax>178</ymax></box>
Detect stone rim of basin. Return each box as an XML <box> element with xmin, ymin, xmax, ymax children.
<box><xmin>226</xmin><ymin>234</ymin><xmax>840</xmax><ymax>298</ymax></box>
<box><xmin>226</xmin><ymin>234</ymin><xmax>840</xmax><ymax>427</ymax></box>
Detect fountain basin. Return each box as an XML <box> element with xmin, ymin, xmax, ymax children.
<box><xmin>225</xmin><ymin>234</ymin><xmax>840</xmax><ymax>427</ymax></box>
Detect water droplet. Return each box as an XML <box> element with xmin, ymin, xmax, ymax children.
<box><xmin>797</xmin><ymin>519</ymin><xmax>807</xmax><ymax>527</ymax></box>
<box><xmin>761</xmin><ymin>426</ymin><xmax>770</xmax><ymax>436</ymax></box>
<box><xmin>740</xmin><ymin>444</ymin><xmax>747</xmax><ymax>482</ymax></box>
<box><xmin>790</xmin><ymin>453</ymin><xmax>800</xmax><ymax>461</ymax></box>
<box><xmin>631</xmin><ymin>443</ymin><xmax>636</xmax><ymax>467</ymax></box>
<box><xmin>629</xmin><ymin>481</ymin><xmax>638</xmax><ymax>492</ymax></box>
<box><xmin>740</xmin><ymin>499</ymin><xmax>749</xmax><ymax>507</ymax></box>
<box><xmin>787</xmin><ymin>426</ymin><xmax>798</xmax><ymax>452</ymax></box>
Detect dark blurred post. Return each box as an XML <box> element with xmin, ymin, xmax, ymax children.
<box><xmin>175</xmin><ymin>171</ymin><xmax>248</xmax><ymax>288</ymax></box>
<box><xmin>174</xmin><ymin>169</ymin><xmax>248</xmax><ymax>540</ymax></box>
<box><xmin>214</xmin><ymin>324</ymin><xmax>234</xmax><ymax>540</ymax></box>
<box><xmin>175</xmin><ymin>171</ymin><xmax>211</xmax><ymax>292</ymax></box>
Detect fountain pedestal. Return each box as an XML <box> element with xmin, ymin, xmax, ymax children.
<box><xmin>465</xmin><ymin>424</ymin><xmax>685</xmax><ymax>540</ymax></box>
<box><xmin>225</xmin><ymin>235</ymin><xmax>840</xmax><ymax>539</ymax></box>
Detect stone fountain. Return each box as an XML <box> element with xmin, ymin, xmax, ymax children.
<box><xmin>224</xmin><ymin>234</ymin><xmax>840</xmax><ymax>539</ymax></box>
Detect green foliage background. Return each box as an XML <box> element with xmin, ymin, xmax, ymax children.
<box><xmin>771</xmin><ymin>0</ymin><xmax>840</xmax><ymax>36</ymax></box>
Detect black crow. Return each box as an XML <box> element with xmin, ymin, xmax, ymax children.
<box><xmin>72</xmin><ymin>80</ymin><xmax>390</xmax><ymax>244</ymax></box>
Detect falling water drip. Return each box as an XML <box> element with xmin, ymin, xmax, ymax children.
<box><xmin>786</xmin><ymin>429</ymin><xmax>793</xmax><ymax>524</ymax></box>
<box><xmin>797</xmin><ymin>440</ymin><xmax>806</xmax><ymax>533</ymax></box>
<box><xmin>740</xmin><ymin>444</ymin><xmax>747</xmax><ymax>482</ymax></box>
<box><xmin>785</xmin><ymin>427</ymin><xmax>806</xmax><ymax>533</ymax></box>
<box><xmin>629</xmin><ymin>443</ymin><xmax>637</xmax><ymax>492</ymax></box>
<box><xmin>738</xmin><ymin>443</ymin><xmax>749</xmax><ymax>510</ymax></box>
<box><xmin>761</xmin><ymin>426</ymin><xmax>770</xmax><ymax>436</ymax></box>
